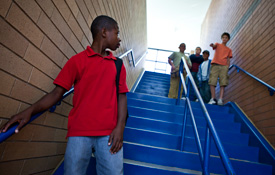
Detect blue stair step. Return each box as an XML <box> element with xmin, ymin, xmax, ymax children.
<box><xmin>128</xmin><ymin>105</ymin><xmax>235</xmax><ymax>124</ymax></box>
<box><xmin>134</xmin><ymin>89</ymin><xmax>168</xmax><ymax>97</ymax></box>
<box><xmin>127</xmin><ymin>116</ymin><xmax>241</xmax><ymax>135</ymax></box>
<box><xmin>124</xmin><ymin>127</ymin><xmax>258</xmax><ymax>161</ymax></box>
<box><xmin>128</xmin><ymin>106</ymin><xmax>234</xmax><ymax>125</ymax></box>
<box><xmin>127</xmin><ymin>92</ymin><xmax>230</xmax><ymax>113</ymax></box>
<box><xmin>137</xmin><ymin>82</ymin><xmax>170</xmax><ymax>89</ymax></box>
<box><xmin>127</xmin><ymin>113</ymin><xmax>240</xmax><ymax>138</ymax></box>
<box><xmin>124</xmin><ymin>127</ymin><xmax>249</xmax><ymax>149</ymax></box>
<box><xmin>143</xmin><ymin>71</ymin><xmax>171</xmax><ymax>78</ymax></box>
<box><xmin>128</xmin><ymin>99</ymin><xmax>232</xmax><ymax>117</ymax></box>
<box><xmin>141</xmin><ymin>75</ymin><xmax>170</xmax><ymax>81</ymax></box>
<box><xmin>124</xmin><ymin>143</ymin><xmax>272</xmax><ymax>175</ymax></box>
<box><xmin>139</xmin><ymin>78</ymin><xmax>170</xmax><ymax>85</ymax></box>
<box><xmin>128</xmin><ymin>92</ymin><xmax>176</xmax><ymax>104</ymax></box>
<box><xmin>136</xmin><ymin>85</ymin><xmax>169</xmax><ymax>92</ymax></box>
<box><xmin>52</xmin><ymin>157</ymin><xmax>198</xmax><ymax>175</ymax></box>
<box><xmin>124</xmin><ymin>159</ymin><xmax>199</xmax><ymax>175</ymax></box>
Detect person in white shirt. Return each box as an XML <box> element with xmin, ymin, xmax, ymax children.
<box><xmin>197</xmin><ymin>50</ymin><xmax>212</xmax><ymax>103</ymax></box>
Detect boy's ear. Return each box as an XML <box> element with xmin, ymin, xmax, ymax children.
<box><xmin>101</xmin><ymin>28</ymin><xmax>107</xmax><ymax>38</ymax></box>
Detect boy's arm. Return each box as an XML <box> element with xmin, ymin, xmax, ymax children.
<box><xmin>227</xmin><ymin>56</ymin><xmax>231</xmax><ymax>66</ymax></box>
<box><xmin>108</xmin><ymin>93</ymin><xmax>127</xmax><ymax>154</ymax></box>
<box><xmin>0</xmin><ymin>86</ymin><xmax>67</xmax><ymax>133</ymax></box>
<box><xmin>184</xmin><ymin>55</ymin><xmax>192</xmax><ymax>69</ymax></box>
<box><xmin>210</xmin><ymin>43</ymin><xmax>217</xmax><ymax>49</ymax></box>
<box><xmin>168</xmin><ymin>58</ymin><xmax>175</xmax><ymax>71</ymax></box>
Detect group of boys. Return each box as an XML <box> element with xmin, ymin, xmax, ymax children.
<box><xmin>168</xmin><ymin>32</ymin><xmax>233</xmax><ymax>106</ymax></box>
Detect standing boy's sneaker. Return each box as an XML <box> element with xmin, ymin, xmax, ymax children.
<box><xmin>217</xmin><ymin>99</ymin><xmax>223</xmax><ymax>105</ymax></box>
<box><xmin>208</xmin><ymin>98</ymin><xmax>216</xmax><ymax>105</ymax></box>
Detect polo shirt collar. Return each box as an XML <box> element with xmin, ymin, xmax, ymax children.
<box><xmin>85</xmin><ymin>46</ymin><xmax>117</xmax><ymax>60</ymax></box>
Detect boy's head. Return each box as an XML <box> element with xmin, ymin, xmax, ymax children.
<box><xmin>202</xmin><ymin>50</ymin><xmax>209</xmax><ymax>60</ymax></box>
<box><xmin>195</xmin><ymin>47</ymin><xmax>201</xmax><ymax>55</ymax></box>
<box><xmin>91</xmin><ymin>15</ymin><xmax>121</xmax><ymax>50</ymax></box>
<box><xmin>179</xmin><ymin>43</ymin><xmax>186</xmax><ymax>53</ymax></box>
<box><xmin>221</xmin><ymin>32</ymin><xmax>230</xmax><ymax>44</ymax></box>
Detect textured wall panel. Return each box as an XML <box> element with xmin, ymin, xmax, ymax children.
<box><xmin>0</xmin><ymin>0</ymin><xmax>147</xmax><ymax>174</ymax></box>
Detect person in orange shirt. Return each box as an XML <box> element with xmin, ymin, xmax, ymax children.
<box><xmin>208</xmin><ymin>32</ymin><xmax>233</xmax><ymax>105</ymax></box>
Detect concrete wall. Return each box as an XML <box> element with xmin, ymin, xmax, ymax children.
<box><xmin>0</xmin><ymin>0</ymin><xmax>147</xmax><ymax>174</ymax></box>
<box><xmin>200</xmin><ymin>0</ymin><xmax>275</xmax><ymax>147</ymax></box>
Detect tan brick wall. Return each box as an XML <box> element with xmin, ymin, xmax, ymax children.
<box><xmin>200</xmin><ymin>0</ymin><xmax>275</xmax><ymax>147</ymax></box>
<box><xmin>0</xmin><ymin>0</ymin><xmax>147</xmax><ymax>174</ymax></box>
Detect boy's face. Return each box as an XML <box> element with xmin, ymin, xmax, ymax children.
<box><xmin>106</xmin><ymin>25</ymin><xmax>121</xmax><ymax>51</ymax></box>
<box><xmin>222</xmin><ymin>35</ymin><xmax>229</xmax><ymax>44</ymax></box>
<box><xmin>195</xmin><ymin>48</ymin><xmax>201</xmax><ymax>55</ymax></box>
<box><xmin>203</xmin><ymin>53</ymin><xmax>209</xmax><ymax>60</ymax></box>
<box><xmin>179</xmin><ymin>44</ymin><xmax>185</xmax><ymax>53</ymax></box>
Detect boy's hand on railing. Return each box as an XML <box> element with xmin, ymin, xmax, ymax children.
<box><xmin>0</xmin><ymin>110</ymin><xmax>31</xmax><ymax>133</ymax></box>
<box><xmin>108</xmin><ymin>125</ymin><xmax>124</xmax><ymax>154</ymax></box>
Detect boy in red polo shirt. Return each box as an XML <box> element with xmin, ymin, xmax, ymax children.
<box><xmin>208</xmin><ymin>32</ymin><xmax>232</xmax><ymax>105</ymax></box>
<box><xmin>1</xmin><ymin>15</ymin><xmax>128</xmax><ymax>175</ymax></box>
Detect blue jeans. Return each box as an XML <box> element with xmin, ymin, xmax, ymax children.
<box><xmin>64</xmin><ymin>136</ymin><xmax>123</xmax><ymax>175</ymax></box>
<box><xmin>199</xmin><ymin>80</ymin><xmax>211</xmax><ymax>103</ymax></box>
<box><xmin>190</xmin><ymin>72</ymin><xmax>199</xmax><ymax>101</ymax></box>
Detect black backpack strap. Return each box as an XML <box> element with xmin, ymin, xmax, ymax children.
<box><xmin>114</xmin><ymin>57</ymin><xmax>123</xmax><ymax>96</ymax></box>
<box><xmin>114</xmin><ymin>57</ymin><xmax>129</xmax><ymax>123</ymax></box>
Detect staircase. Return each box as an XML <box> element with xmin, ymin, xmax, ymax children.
<box><xmin>124</xmin><ymin>71</ymin><xmax>274</xmax><ymax>174</ymax></box>
<box><xmin>53</xmin><ymin>71</ymin><xmax>274</xmax><ymax>174</ymax></box>
<box><xmin>134</xmin><ymin>71</ymin><xmax>170</xmax><ymax>97</ymax></box>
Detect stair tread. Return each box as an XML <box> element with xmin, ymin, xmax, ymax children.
<box><xmin>124</xmin><ymin>142</ymin><xmax>272</xmax><ymax>175</ymax></box>
<box><xmin>124</xmin><ymin>159</ymin><xmax>203</xmax><ymax>175</ymax></box>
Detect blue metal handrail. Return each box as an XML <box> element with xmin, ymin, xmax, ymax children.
<box><xmin>229</xmin><ymin>64</ymin><xmax>275</xmax><ymax>96</ymax></box>
<box><xmin>0</xmin><ymin>87</ymin><xmax>74</xmax><ymax>143</ymax></box>
<box><xmin>178</xmin><ymin>58</ymin><xmax>235</xmax><ymax>174</ymax></box>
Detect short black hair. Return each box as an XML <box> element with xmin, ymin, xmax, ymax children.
<box><xmin>91</xmin><ymin>15</ymin><xmax>118</xmax><ymax>39</ymax></box>
<box><xmin>203</xmin><ymin>50</ymin><xmax>210</xmax><ymax>55</ymax></box>
<box><xmin>196</xmin><ymin>47</ymin><xmax>201</xmax><ymax>51</ymax></box>
<box><xmin>179</xmin><ymin>43</ymin><xmax>186</xmax><ymax>47</ymax></box>
<box><xmin>221</xmin><ymin>32</ymin><xmax>230</xmax><ymax>40</ymax></box>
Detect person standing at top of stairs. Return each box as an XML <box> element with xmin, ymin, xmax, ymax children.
<box><xmin>189</xmin><ymin>46</ymin><xmax>204</xmax><ymax>101</ymax></box>
<box><xmin>208</xmin><ymin>32</ymin><xmax>233</xmax><ymax>105</ymax></box>
<box><xmin>168</xmin><ymin>43</ymin><xmax>192</xmax><ymax>99</ymax></box>
<box><xmin>0</xmin><ymin>15</ymin><xmax>129</xmax><ymax>175</ymax></box>
<box><xmin>197</xmin><ymin>50</ymin><xmax>212</xmax><ymax>103</ymax></box>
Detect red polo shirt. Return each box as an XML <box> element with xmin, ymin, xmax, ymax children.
<box><xmin>53</xmin><ymin>46</ymin><xmax>129</xmax><ymax>137</ymax></box>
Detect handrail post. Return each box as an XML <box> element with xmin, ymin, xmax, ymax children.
<box><xmin>176</xmin><ymin>61</ymin><xmax>184</xmax><ymax>105</ymax></box>
<box><xmin>203</xmin><ymin>127</ymin><xmax>211</xmax><ymax>175</ymax></box>
<box><xmin>268</xmin><ymin>88</ymin><xmax>274</xmax><ymax>96</ymax></box>
<box><xmin>130</xmin><ymin>50</ymin><xmax>136</xmax><ymax>67</ymax></box>
<box><xmin>180</xmin><ymin>78</ymin><xmax>190</xmax><ymax>151</ymax></box>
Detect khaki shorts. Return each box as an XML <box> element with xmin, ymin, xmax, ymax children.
<box><xmin>208</xmin><ymin>64</ymin><xmax>229</xmax><ymax>86</ymax></box>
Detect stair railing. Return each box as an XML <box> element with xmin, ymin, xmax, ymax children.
<box><xmin>229</xmin><ymin>64</ymin><xmax>275</xmax><ymax>96</ymax></box>
<box><xmin>147</xmin><ymin>48</ymin><xmax>190</xmax><ymax>74</ymax></box>
<box><xmin>177</xmin><ymin>58</ymin><xmax>235</xmax><ymax>175</ymax></box>
<box><xmin>0</xmin><ymin>88</ymin><xmax>74</xmax><ymax>143</ymax></box>
<box><xmin>0</xmin><ymin>49</ymin><xmax>146</xmax><ymax>143</ymax></box>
